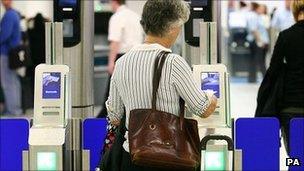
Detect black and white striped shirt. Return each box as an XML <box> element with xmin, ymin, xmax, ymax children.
<box><xmin>107</xmin><ymin>43</ymin><xmax>210</xmax><ymax>124</ymax></box>
<box><xmin>106</xmin><ymin>43</ymin><xmax>210</xmax><ymax>151</ymax></box>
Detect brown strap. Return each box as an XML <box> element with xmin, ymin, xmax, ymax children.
<box><xmin>152</xmin><ymin>51</ymin><xmax>168</xmax><ymax>110</ymax></box>
<box><xmin>179</xmin><ymin>98</ymin><xmax>185</xmax><ymax>123</ymax></box>
<box><xmin>152</xmin><ymin>51</ymin><xmax>186</xmax><ymax>122</ymax></box>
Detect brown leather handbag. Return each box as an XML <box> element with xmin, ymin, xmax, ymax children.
<box><xmin>128</xmin><ymin>51</ymin><xmax>201</xmax><ymax>171</ymax></box>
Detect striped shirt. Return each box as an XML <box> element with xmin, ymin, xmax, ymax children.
<box><xmin>106</xmin><ymin>43</ymin><xmax>210</xmax><ymax>152</ymax></box>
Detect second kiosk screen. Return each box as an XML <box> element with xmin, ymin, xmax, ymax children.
<box><xmin>42</xmin><ymin>72</ymin><xmax>61</xmax><ymax>99</ymax></box>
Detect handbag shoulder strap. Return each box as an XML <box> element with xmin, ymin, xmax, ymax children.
<box><xmin>152</xmin><ymin>51</ymin><xmax>167</xmax><ymax>111</ymax></box>
<box><xmin>152</xmin><ymin>51</ymin><xmax>185</xmax><ymax>120</ymax></box>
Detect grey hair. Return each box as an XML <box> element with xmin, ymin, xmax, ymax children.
<box><xmin>140</xmin><ymin>0</ymin><xmax>190</xmax><ymax>37</ymax></box>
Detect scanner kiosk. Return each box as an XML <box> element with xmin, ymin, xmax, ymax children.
<box><xmin>192</xmin><ymin>64</ymin><xmax>234</xmax><ymax>170</ymax></box>
<box><xmin>192</xmin><ymin>64</ymin><xmax>231</xmax><ymax>128</ymax></box>
<box><xmin>24</xmin><ymin>64</ymin><xmax>72</xmax><ymax>171</ymax></box>
<box><xmin>183</xmin><ymin>8</ymin><xmax>240</xmax><ymax>167</ymax></box>
<box><xmin>190</xmin><ymin>64</ymin><xmax>238</xmax><ymax>171</ymax></box>
<box><xmin>21</xmin><ymin>0</ymin><xmax>94</xmax><ymax>169</ymax></box>
<box><xmin>33</xmin><ymin>64</ymin><xmax>70</xmax><ymax>127</ymax></box>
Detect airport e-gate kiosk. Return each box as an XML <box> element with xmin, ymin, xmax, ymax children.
<box><xmin>192</xmin><ymin>64</ymin><xmax>230</xmax><ymax>128</ymax></box>
<box><xmin>22</xmin><ymin>0</ymin><xmax>94</xmax><ymax>170</ymax></box>
<box><xmin>184</xmin><ymin>1</ymin><xmax>241</xmax><ymax>170</ymax></box>
<box><xmin>191</xmin><ymin>64</ymin><xmax>240</xmax><ymax>171</ymax></box>
<box><xmin>23</xmin><ymin>65</ymin><xmax>75</xmax><ymax>170</ymax></box>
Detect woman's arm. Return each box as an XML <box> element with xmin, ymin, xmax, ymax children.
<box><xmin>171</xmin><ymin>55</ymin><xmax>217</xmax><ymax>118</ymax></box>
<box><xmin>106</xmin><ymin>78</ymin><xmax>124</xmax><ymax>126</ymax></box>
<box><xmin>201</xmin><ymin>95</ymin><xmax>217</xmax><ymax>118</ymax></box>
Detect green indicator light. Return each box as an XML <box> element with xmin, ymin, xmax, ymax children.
<box><xmin>95</xmin><ymin>4</ymin><xmax>102</xmax><ymax>12</ymax></box>
<box><xmin>205</xmin><ymin>151</ymin><xmax>226</xmax><ymax>171</ymax></box>
<box><xmin>37</xmin><ymin>152</ymin><xmax>57</xmax><ymax>171</ymax></box>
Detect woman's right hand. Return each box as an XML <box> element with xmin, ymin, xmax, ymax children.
<box><xmin>201</xmin><ymin>95</ymin><xmax>217</xmax><ymax>118</ymax></box>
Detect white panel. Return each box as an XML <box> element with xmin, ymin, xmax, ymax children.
<box><xmin>126</xmin><ymin>1</ymin><xmax>146</xmax><ymax>15</ymax></box>
<box><xmin>12</xmin><ymin>0</ymin><xmax>53</xmax><ymax>19</ymax></box>
<box><xmin>29</xmin><ymin>128</ymin><xmax>65</xmax><ymax>145</ymax></box>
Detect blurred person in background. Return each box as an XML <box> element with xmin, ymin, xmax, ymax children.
<box><xmin>26</xmin><ymin>13</ymin><xmax>47</xmax><ymax>109</ymax></box>
<box><xmin>257</xmin><ymin>0</ymin><xmax>304</xmax><ymax>154</ymax></box>
<box><xmin>98</xmin><ymin>0</ymin><xmax>143</xmax><ymax>118</ymax></box>
<box><xmin>275</xmin><ymin>0</ymin><xmax>304</xmax><ymax>154</ymax></box>
<box><xmin>228</xmin><ymin>0</ymin><xmax>236</xmax><ymax>13</ymax></box>
<box><xmin>260</xmin><ymin>5</ymin><xmax>271</xmax><ymax>31</ymax></box>
<box><xmin>28</xmin><ymin>13</ymin><xmax>46</xmax><ymax>67</ymax></box>
<box><xmin>256</xmin><ymin>4</ymin><xmax>270</xmax><ymax>73</ymax></box>
<box><xmin>229</xmin><ymin>1</ymin><xmax>249</xmax><ymax>29</ymax></box>
<box><xmin>228</xmin><ymin>1</ymin><xmax>250</xmax><ymax>77</ymax></box>
<box><xmin>247</xmin><ymin>2</ymin><xmax>269</xmax><ymax>82</ymax></box>
<box><xmin>271</xmin><ymin>0</ymin><xmax>295</xmax><ymax>31</ymax></box>
<box><xmin>0</xmin><ymin>0</ymin><xmax>22</xmax><ymax>115</ymax></box>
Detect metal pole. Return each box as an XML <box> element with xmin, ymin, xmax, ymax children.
<box><xmin>45</xmin><ymin>22</ymin><xmax>52</xmax><ymax>64</ymax></box>
<box><xmin>45</xmin><ymin>22</ymin><xmax>63</xmax><ymax>65</ymax></box>
<box><xmin>22</xmin><ymin>151</ymin><xmax>29</xmax><ymax>171</ymax></box>
<box><xmin>214</xmin><ymin>0</ymin><xmax>222</xmax><ymax>63</ymax></box>
<box><xmin>53</xmin><ymin>22</ymin><xmax>63</xmax><ymax>64</ymax></box>
<box><xmin>200</xmin><ymin>22</ymin><xmax>209</xmax><ymax>65</ymax></box>
<box><xmin>200</xmin><ymin>22</ymin><xmax>218</xmax><ymax>65</ymax></box>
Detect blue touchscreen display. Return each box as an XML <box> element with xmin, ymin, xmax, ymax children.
<box><xmin>201</xmin><ymin>72</ymin><xmax>220</xmax><ymax>98</ymax></box>
<box><xmin>42</xmin><ymin>72</ymin><xmax>61</xmax><ymax>99</ymax></box>
<box><xmin>190</xmin><ymin>0</ymin><xmax>208</xmax><ymax>6</ymax></box>
<box><xmin>59</xmin><ymin>0</ymin><xmax>77</xmax><ymax>7</ymax></box>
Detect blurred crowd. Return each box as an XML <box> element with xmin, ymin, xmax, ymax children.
<box><xmin>0</xmin><ymin>0</ymin><xmax>49</xmax><ymax>115</ymax></box>
<box><xmin>228</xmin><ymin>0</ymin><xmax>295</xmax><ymax>82</ymax></box>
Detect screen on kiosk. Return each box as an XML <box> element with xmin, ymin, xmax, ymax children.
<box><xmin>201</xmin><ymin>72</ymin><xmax>220</xmax><ymax>98</ymax></box>
<box><xmin>190</xmin><ymin>0</ymin><xmax>208</xmax><ymax>6</ymax></box>
<box><xmin>59</xmin><ymin>0</ymin><xmax>77</xmax><ymax>7</ymax></box>
<box><xmin>42</xmin><ymin>72</ymin><xmax>61</xmax><ymax>99</ymax></box>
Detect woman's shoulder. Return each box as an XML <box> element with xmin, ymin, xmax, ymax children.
<box><xmin>115</xmin><ymin>50</ymin><xmax>187</xmax><ymax>66</ymax></box>
<box><xmin>167</xmin><ymin>53</ymin><xmax>181</xmax><ymax>58</ymax></box>
<box><xmin>281</xmin><ymin>22</ymin><xmax>304</xmax><ymax>36</ymax></box>
<box><xmin>278</xmin><ymin>23</ymin><xmax>304</xmax><ymax>46</ymax></box>
<box><xmin>167</xmin><ymin>53</ymin><xmax>188</xmax><ymax>65</ymax></box>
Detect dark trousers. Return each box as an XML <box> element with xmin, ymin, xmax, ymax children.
<box><xmin>97</xmin><ymin>54</ymin><xmax>124</xmax><ymax>118</ymax></box>
<box><xmin>248</xmin><ymin>42</ymin><xmax>267</xmax><ymax>83</ymax></box>
<box><xmin>279</xmin><ymin>113</ymin><xmax>304</xmax><ymax>154</ymax></box>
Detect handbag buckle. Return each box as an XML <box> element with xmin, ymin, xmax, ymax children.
<box><xmin>149</xmin><ymin>124</ymin><xmax>156</xmax><ymax>130</ymax></box>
